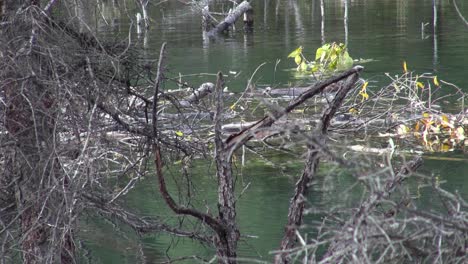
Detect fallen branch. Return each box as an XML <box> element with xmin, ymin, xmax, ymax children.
<box><xmin>180</xmin><ymin>82</ymin><xmax>214</xmax><ymax>107</ymax></box>
<box><xmin>206</xmin><ymin>1</ymin><xmax>252</xmax><ymax>36</ymax></box>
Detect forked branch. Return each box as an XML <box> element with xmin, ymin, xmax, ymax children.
<box><xmin>151</xmin><ymin>44</ymin><xmax>227</xmax><ymax>241</ymax></box>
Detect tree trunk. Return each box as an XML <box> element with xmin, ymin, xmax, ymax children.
<box><xmin>213</xmin><ymin>72</ymin><xmax>240</xmax><ymax>263</ymax></box>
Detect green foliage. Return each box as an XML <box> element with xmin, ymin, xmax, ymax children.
<box><xmin>289</xmin><ymin>42</ymin><xmax>353</xmax><ymax>75</ymax></box>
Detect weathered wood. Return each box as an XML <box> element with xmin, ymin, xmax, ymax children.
<box><xmin>266</xmin><ymin>82</ymin><xmax>342</xmax><ymax>97</ymax></box>
<box><xmin>181</xmin><ymin>82</ymin><xmax>214</xmax><ymax>106</ymax></box>
<box><xmin>207</xmin><ymin>1</ymin><xmax>252</xmax><ymax>36</ymax></box>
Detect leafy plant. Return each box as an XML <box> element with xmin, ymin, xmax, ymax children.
<box><xmin>288</xmin><ymin>42</ymin><xmax>354</xmax><ymax>74</ymax></box>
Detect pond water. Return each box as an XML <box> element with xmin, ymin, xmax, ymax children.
<box><xmin>83</xmin><ymin>0</ymin><xmax>468</xmax><ymax>262</ymax></box>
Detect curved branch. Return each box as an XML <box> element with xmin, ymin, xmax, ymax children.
<box><xmin>153</xmin><ymin>145</ymin><xmax>227</xmax><ymax>236</ymax></box>
<box><xmin>82</xmin><ymin>193</ymin><xmax>211</xmax><ymax>244</ymax></box>
<box><xmin>453</xmin><ymin>0</ymin><xmax>468</xmax><ymax>28</ymax></box>
<box><xmin>150</xmin><ymin>44</ymin><xmax>227</xmax><ymax>238</ymax></box>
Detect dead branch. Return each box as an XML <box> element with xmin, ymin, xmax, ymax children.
<box><xmin>274</xmin><ymin>72</ymin><xmax>362</xmax><ymax>264</ymax></box>
<box><xmin>322</xmin><ymin>156</ymin><xmax>423</xmax><ymax>263</ymax></box>
<box><xmin>206</xmin><ymin>1</ymin><xmax>252</xmax><ymax>36</ymax></box>
<box><xmin>152</xmin><ymin>42</ymin><xmax>166</xmax><ymax>138</ymax></box>
<box><xmin>153</xmin><ymin>145</ymin><xmax>227</xmax><ymax>235</ymax></box>
<box><xmin>150</xmin><ymin>46</ymin><xmax>227</xmax><ymax>246</ymax></box>
<box><xmin>82</xmin><ymin>193</ymin><xmax>211</xmax><ymax>244</ymax></box>
<box><xmin>225</xmin><ymin>66</ymin><xmax>364</xmax><ymax>153</ymax></box>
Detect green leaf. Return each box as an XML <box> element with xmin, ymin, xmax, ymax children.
<box><xmin>288</xmin><ymin>46</ymin><xmax>303</xmax><ymax>58</ymax></box>
<box><xmin>315</xmin><ymin>44</ymin><xmax>330</xmax><ymax>60</ymax></box>
<box><xmin>175</xmin><ymin>131</ymin><xmax>184</xmax><ymax>137</ymax></box>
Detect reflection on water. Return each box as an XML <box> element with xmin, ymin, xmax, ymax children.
<box><xmin>82</xmin><ymin>0</ymin><xmax>468</xmax><ymax>262</ymax></box>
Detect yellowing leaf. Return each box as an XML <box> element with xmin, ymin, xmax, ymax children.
<box><xmin>229</xmin><ymin>103</ymin><xmax>237</xmax><ymax>110</ymax></box>
<box><xmin>433</xmin><ymin>76</ymin><xmax>440</xmax><ymax>86</ymax></box>
<box><xmin>441</xmin><ymin>115</ymin><xmax>449</xmax><ymax>123</ymax></box>
<box><xmin>349</xmin><ymin>107</ymin><xmax>359</xmax><ymax>115</ymax></box>
<box><xmin>300</xmin><ymin>61</ymin><xmax>308</xmax><ymax>71</ymax></box>
<box><xmin>294</xmin><ymin>55</ymin><xmax>302</xmax><ymax>65</ymax></box>
<box><xmin>403</xmin><ymin>61</ymin><xmax>408</xmax><ymax>73</ymax></box>
<box><xmin>362</xmin><ymin>81</ymin><xmax>369</xmax><ymax>90</ymax></box>
<box><xmin>414</xmin><ymin>121</ymin><xmax>421</xmax><ymax>131</ymax></box>
<box><xmin>440</xmin><ymin>143</ymin><xmax>451</xmax><ymax>152</ymax></box>
<box><xmin>416</xmin><ymin>82</ymin><xmax>424</xmax><ymax>89</ymax></box>
<box><xmin>175</xmin><ymin>131</ymin><xmax>184</xmax><ymax>137</ymax></box>
<box><xmin>440</xmin><ymin>114</ymin><xmax>454</xmax><ymax>129</ymax></box>
<box><xmin>359</xmin><ymin>81</ymin><xmax>369</xmax><ymax>101</ymax></box>
<box><xmin>288</xmin><ymin>46</ymin><xmax>303</xmax><ymax>58</ymax></box>
<box><xmin>360</xmin><ymin>91</ymin><xmax>369</xmax><ymax>101</ymax></box>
